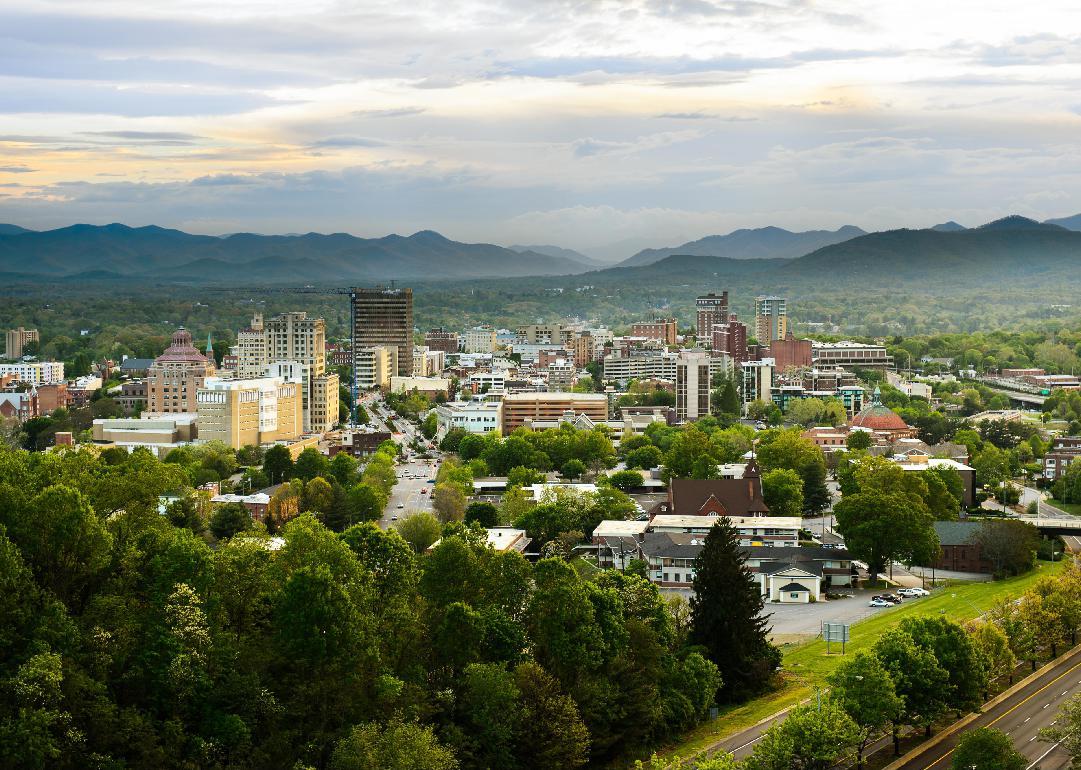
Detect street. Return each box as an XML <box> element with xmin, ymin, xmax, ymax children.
<box><xmin>889</xmin><ymin>646</ymin><xmax>1081</xmax><ymax>770</ymax></box>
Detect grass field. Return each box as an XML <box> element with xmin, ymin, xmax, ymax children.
<box><xmin>663</xmin><ymin>559</ymin><xmax>1069</xmax><ymax>761</ymax></box>
<box><xmin>1050</xmin><ymin>498</ymin><xmax>1081</xmax><ymax>516</ymax></box>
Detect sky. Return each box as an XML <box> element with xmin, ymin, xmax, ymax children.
<box><xmin>3</xmin><ymin>0</ymin><xmax>1081</xmax><ymax>259</ymax></box>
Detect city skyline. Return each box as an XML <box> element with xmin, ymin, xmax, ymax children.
<box><xmin>4</xmin><ymin>1</ymin><xmax>1081</xmax><ymax>257</ymax></box>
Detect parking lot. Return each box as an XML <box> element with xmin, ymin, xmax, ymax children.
<box><xmin>764</xmin><ymin>588</ymin><xmax>935</xmax><ymax>643</ymax></box>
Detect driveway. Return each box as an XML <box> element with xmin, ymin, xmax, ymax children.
<box><xmin>765</xmin><ymin>588</ymin><xmax>886</xmax><ymax>642</ymax></box>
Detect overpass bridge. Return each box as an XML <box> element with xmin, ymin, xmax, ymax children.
<box><xmin>983</xmin><ymin>386</ymin><xmax>1047</xmax><ymax>407</ymax></box>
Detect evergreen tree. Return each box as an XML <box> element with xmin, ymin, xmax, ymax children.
<box><xmin>689</xmin><ymin>518</ymin><xmax>780</xmax><ymax>701</ymax></box>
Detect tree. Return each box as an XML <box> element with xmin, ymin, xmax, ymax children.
<box><xmin>262</xmin><ymin>443</ymin><xmax>293</xmax><ymax>484</ymax></box>
<box><xmin>744</xmin><ymin>700</ymin><xmax>859</xmax><ymax>770</ymax></box>
<box><xmin>608</xmin><ymin>469</ymin><xmax>645</xmax><ymax>492</ymax></box>
<box><xmin>302</xmin><ymin>476</ymin><xmax>334</xmax><ymax>514</ymax></box>
<box><xmin>974</xmin><ymin>520</ymin><xmax>1038</xmax><ymax>577</ymax></box>
<box><xmin>951</xmin><ymin>727</ymin><xmax>1026</xmax><ymax>770</ymax></box>
<box><xmin>827</xmin><ymin>652</ymin><xmax>903</xmax><ymax>769</ymax></box>
<box><xmin>689</xmin><ymin>519</ymin><xmax>779</xmax><ymax>700</ymax></box>
<box><xmin>756</xmin><ymin>429</ymin><xmax>831</xmax><ymax>513</ymax></box>
<box><xmin>969</xmin><ymin>621</ymin><xmax>1016</xmax><ymax>696</ymax></box>
<box><xmin>1041</xmin><ymin>692</ymin><xmax>1081</xmax><ymax>765</ymax></box>
<box><xmin>626</xmin><ymin>445</ymin><xmax>664</xmax><ymax>470</ymax></box>
<box><xmin>835</xmin><ymin>489</ymin><xmax>939</xmax><ymax>581</ymax></box>
<box><xmin>330</xmin><ymin>719</ymin><xmax>458</xmax><ymax>770</ymax></box>
<box><xmin>342</xmin><ymin>483</ymin><xmax>385</xmax><ymax>526</ymax></box>
<box><xmin>465</xmin><ymin>501</ymin><xmax>499</xmax><ymax>528</ymax></box>
<box><xmin>847</xmin><ymin>430</ymin><xmax>872</xmax><ymax>450</ymax></box>
<box><xmin>513</xmin><ymin>661</ymin><xmax>590</xmax><ymax>769</ymax></box>
<box><xmin>432</xmin><ymin>483</ymin><xmax>467</xmax><ymax>523</ymax></box>
<box><xmin>210</xmin><ymin>502</ymin><xmax>252</xmax><ymax>540</ymax></box>
<box><xmin>761</xmin><ymin>468</ymin><xmax>804</xmax><ymax>518</ymax></box>
<box><xmin>873</xmin><ymin>628</ymin><xmax>949</xmax><ymax>743</ymax></box>
<box><xmin>715</xmin><ymin>379</ymin><xmax>741</xmax><ymax>417</ymax></box>
<box><xmin>328</xmin><ymin>452</ymin><xmax>359</xmax><ymax>486</ymax></box>
<box><xmin>397</xmin><ymin>512</ymin><xmax>443</xmax><ymax>553</ymax></box>
<box><xmin>561</xmin><ymin>458</ymin><xmax>587</xmax><ymax>480</ymax></box>
<box><xmin>293</xmin><ymin>447</ymin><xmax>329</xmax><ymax>481</ymax></box>
<box><xmin>507</xmin><ymin>465</ymin><xmax>543</xmax><ymax>488</ymax></box>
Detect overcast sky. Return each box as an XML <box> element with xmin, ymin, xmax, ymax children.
<box><xmin>3</xmin><ymin>0</ymin><xmax>1081</xmax><ymax>258</ymax></box>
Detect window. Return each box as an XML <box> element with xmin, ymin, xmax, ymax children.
<box><xmin>791</xmin><ymin>592</ymin><xmax>800</xmax><ymax>599</ymax></box>
<box><xmin>674</xmin><ymin>573</ymin><xmax>681</xmax><ymax>582</ymax></box>
<box><xmin>663</xmin><ymin>573</ymin><xmax>669</xmax><ymax>582</ymax></box>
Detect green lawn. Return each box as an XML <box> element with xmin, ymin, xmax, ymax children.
<box><xmin>1049</xmin><ymin>498</ymin><xmax>1081</xmax><ymax>516</ymax></box>
<box><xmin>663</xmin><ymin>559</ymin><xmax>1068</xmax><ymax>761</ymax></box>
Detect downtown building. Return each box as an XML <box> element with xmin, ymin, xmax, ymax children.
<box><xmin>754</xmin><ymin>295</ymin><xmax>788</xmax><ymax>343</ymax></box>
<box><xmin>147</xmin><ymin>328</ymin><xmax>216</xmax><ymax>414</ymax></box>
<box><xmin>196</xmin><ymin>376</ymin><xmax>303</xmax><ymax>449</ymax></box>
<box><xmin>350</xmin><ymin>287</ymin><xmax>414</xmax><ymax>378</ymax></box>
<box><xmin>695</xmin><ymin>292</ymin><xmax>729</xmax><ymax>340</ymax></box>
<box><xmin>234</xmin><ymin>312</ymin><xmax>339</xmax><ymax>434</ymax></box>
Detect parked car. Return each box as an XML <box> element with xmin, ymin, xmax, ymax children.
<box><xmin>396</xmin><ymin>503</ymin><xmax>405</xmax><ymax>509</ymax></box>
<box><xmin>869</xmin><ymin>598</ymin><xmax>892</xmax><ymax>608</ymax></box>
<box><xmin>872</xmin><ymin>594</ymin><xmax>902</xmax><ymax>604</ymax></box>
<box><xmin>898</xmin><ymin>587</ymin><xmax>930</xmax><ymax>597</ymax></box>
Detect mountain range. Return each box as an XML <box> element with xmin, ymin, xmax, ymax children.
<box><xmin>617</xmin><ymin>225</ymin><xmax>867</xmax><ymax>267</ymax></box>
<box><xmin>0</xmin><ymin>224</ymin><xmax>593</xmax><ymax>282</ymax></box>
<box><xmin>2</xmin><ymin>214</ymin><xmax>1081</xmax><ymax>285</ymax></box>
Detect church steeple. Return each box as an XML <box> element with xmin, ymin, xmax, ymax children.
<box><xmin>205</xmin><ymin>332</ymin><xmax>213</xmax><ymax>358</ymax></box>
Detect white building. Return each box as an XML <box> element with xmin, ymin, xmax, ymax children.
<box><xmin>435</xmin><ymin>399</ymin><xmax>502</xmax><ymax>437</ymax></box>
<box><xmin>648</xmin><ymin>514</ymin><xmax>801</xmax><ymax>547</ymax></box>
<box><xmin>676</xmin><ymin>350</ymin><xmax>711</xmax><ymax>423</ymax></box>
<box><xmin>462</xmin><ymin>326</ymin><xmax>497</xmax><ymax>354</ymax></box>
<box><xmin>741</xmin><ymin>358</ymin><xmax>774</xmax><ymax>411</ymax></box>
<box><xmin>0</xmin><ymin>361</ymin><xmax>65</xmax><ymax>385</ymax></box>
<box><xmin>355</xmin><ymin>346</ymin><xmax>397</xmax><ymax>390</ymax></box>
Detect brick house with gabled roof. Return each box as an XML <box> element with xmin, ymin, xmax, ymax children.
<box><xmin>650</xmin><ymin>458</ymin><xmax>770</xmax><ymax>518</ymax></box>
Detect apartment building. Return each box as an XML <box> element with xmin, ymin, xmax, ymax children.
<box><xmin>0</xmin><ymin>360</ymin><xmax>65</xmax><ymax>385</ymax></box>
<box><xmin>424</xmin><ymin>327</ymin><xmax>459</xmax><ymax>354</ymax></box>
<box><xmin>4</xmin><ymin>327</ymin><xmax>39</xmax><ymax>358</ymax></box>
<box><xmin>236</xmin><ymin>312</ymin><xmax>339</xmax><ymax>434</ymax></box>
<box><xmin>696</xmin><ymin>293</ymin><xmax>729</xmax><ymax>340</ymax></box>
<box><xmin>147</xmin><ymin>328</ymin><xmax>216</xmax><ymax>414</ymax></box>
<box><xmin>601</xmin><ymin>351</ymin><xmax>679</xmax><ymax>386</ymax></box>
<box><xmin>754</xmin><ymin>295</ymin><xmax>788</xmax><ymax>342</ymax></box>
<box><xmin>741</xmin><ymin>358</ymin><xmax>775</xmax><ymax>410</ymax></box>
<box><xmin>1044</xmin><ymin>437</ymin><xmax>1081</xmax><ymax>482</ymax></box>
<box><xmin>711</xmin><ymin>316</ymin><xmax>747</xmax><ymax>364</ymax></box>
<box><xmin>676</xmin><ymin>351</ymin><xmax>710</xmax><ymax>423</ymax></box>
<box><xmin>516</xmin><ymin>323</ymin><xmax>563</xmax><ymax>344</ymax></box>
<box><xmin>547</xmin><ymin>359</ymin><xmax>576</xmax><ymax>392</ymax></box>
<box><xmin>355</xmin><ymin>346</ymin><xmax>397</xmax><ymax>390</ymax></box>
<box><xmin>501</xmin><ymin>391</ymin><xmax>608</xmax><ymax>433</ymax></box>
<box><xmin>435</xmin><ymin>399</ymin><xmax>502</xmax><ymax>437</ymax></box>
<box><xmin>462</xmin><ymin>326</ymin><xmax>497</xmax><ymax>354</ymax></box>
<box><xmin>349</xmin><ymin>287</ymin><xmax>414</xmax><ymax>377</ymax></box>
<box><xmin>631</xmin><ymin>318</ymin><xmax>678</xmax><ymax>346</ymax></box>
<box><xmin>195</xmin><ymin>376</ymin><xmax>303</xmax><ymax>449</ymax></box>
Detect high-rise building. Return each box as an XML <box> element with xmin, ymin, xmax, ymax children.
<box><xmin>148</xmin><ymin>327</ymin><xmax>216</xmax><ymax>414</ymax></box>
<box><xmin>695</xmin><ymin>293</ymin><xmax>729</xmax><ymax>341</ymax></box>
<box><xmin>462</xmin><ymin>326</ymin><xmax>497</xmax><ymax>354</ymax></box>
<box><xmin>355</xmin><ymin>346</ymin><xmax>397</xmax><ymax>390</ymax></box>
<box><xmin>4</xmin><ymin>327</ymin><xmax>39</xmax><ymax>359</ymax></box>
<box><xmin>711</xmin><ymin>316</ymin><xmax>748</xmax><ymax>364</ymax></box>
<box><xmin>547</xmin><ymin>359</ymin><xmax>576</xmax><ymax>392</ymax></box>
<box><xmin>196</xmin><ymin>376</ymin><xmax>303</xmax><ymax>449</ymax></box>
<box><xmin>424</xmin><ymin>327</ymin><xmax>459</xmax><ymax>354</ymax></box>
<box><xmin>741</xmin><ymin>358</ymin><xmax>775</xmax><ymax>412</ymax></box>
<box><xmin>769</xmin><ymin>332</ymin><xmax>813</xmax><ymax>371</ymax></box>
<box><xmin>350</xmin><ymin>287</ymin><xmax>414</xmax><ymax>378</ymax></box>
<box><xmin>236</xmin><ymin>312</ymin><xmax>338</xmax><ymax>434</ymax></box>
<box><xmin>676</xmin><ymin>351</ymin><xmax>711</xmax><ymax>423</ymax></box>
<box><xmin>754</xmin><ymin>296</ymin><xmax>788</xmax><ymax>343</ymax></box>
<box><xmin>631</xmin><ymin>318</ymin><xmax>678</xmax><ymax>346</ymax></box>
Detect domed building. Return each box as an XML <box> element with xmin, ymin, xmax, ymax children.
<box><xmin>147</xmin><ymin>327</ymin><xmax>216</xmax><ymax>414</ymax></box>
<box><xmin>848</xmin><ymin>386</ymin><xmax>917</xmax><ymax>440</ymax></box>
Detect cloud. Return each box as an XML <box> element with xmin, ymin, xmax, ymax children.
<box><xmin>352</xmin><ymin>107</ymin><xmax>426</xmax><ymax>118</ymax></box>
<box><xmin>310</xmin><ymin>136</ymin><xmax>386</xmax><ymax>148</ymax></box>
<box><xmin>0</xmin><ymin>165</ymin><xmax>36</xmax><ymax>173</ymax></box>
<box><xmin>82</xmin><ymin>131</ymin><xmax>206</xmax><ymax>141</ymax></box>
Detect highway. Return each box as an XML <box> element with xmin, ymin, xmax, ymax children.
<box><xmin>890</xmin><ymin>647</ymin><xmax>1081</xmax><ymax>770</ymax></box>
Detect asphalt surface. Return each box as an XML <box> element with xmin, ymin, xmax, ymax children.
<box><xmin>890</xmin><ymin>647</ymin><xmax>1081</xmax><ymax>770</ymax></box>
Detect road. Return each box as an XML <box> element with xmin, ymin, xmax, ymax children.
<box><xmin>890</xmin><ymin>647</ymin><xmax>1081</xmax><ymax>770</ymax></box>
<box><xmin>359</xmin><ymin>393</ymin><xmax>442</xmax><ymax>529</ymax></box>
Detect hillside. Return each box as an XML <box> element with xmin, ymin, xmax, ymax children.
<box><xmin>618</xmin><ymin>225</ymin><xmax>865</xmax><ymax>267</ymax></box>
<box><xmin>509</xmin><ymin>243</ymin><xmax>602</xmax><ymax>266</ymax></box>
<box><xmin>0</xmin><ymin>224</ymin><xmax>594</xmax><ymax>281</ymax></box>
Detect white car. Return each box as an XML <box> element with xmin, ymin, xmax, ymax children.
<box><xmin>396</xmin><ymin>503</ymin><xmax>405</xmax><ymax>509</ymax></box>
<box><xmin>869</xmin><ymin>598</ymin><xmax>892</xmax><ymax>608</ymax></box>
<box><xmin>898</xmin><ymin>587</ymin><xmax>930</xmax><ymax>597</ymax></box>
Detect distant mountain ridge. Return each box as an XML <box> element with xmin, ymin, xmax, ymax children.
<box><xmin>0</xmin><ymin>224</ymin><xmax>594</xmax><ymax>282</ymax></box>
<box><xmin>618</xmin><ymin>225</ymin><xmax>866</xmax><ymax>267</ymax></box>
<box><xmin>509</xmin><ymin>244</ymin><xmax>603</xmax><ymax>266</ymax></box>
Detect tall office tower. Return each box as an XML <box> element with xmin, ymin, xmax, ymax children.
<box><xmin>754</xmin><ymin>295</ymin><xmax>788</xmax><ymax>343</ymax></box>
<box><xmin>4</xmin><ymin>327</ymin><xmax>39</xmax><ymax>359</ymax></box>
<box><xmin>236</xmin><ymin>312</ymin><xmax>338</xmax><ymax>434</ymax></box>
<box><xmin>711</xmin><ymin>315</ymin><xmax>748</xmax><ymax>364</ymax></box>
<box><xmin>350</xmin><ymin>287</ymin><xmax>414</xmax><ymax>378</ymax></box>
<box><xmin>695</xmin><ymin>292</ymin><xmax>729</xmax><ymax>341</ymax></box>
<box><xmin>676</xmin><ymin>351</ymin><xmax>711</xmax><ymax>423</ymax></box>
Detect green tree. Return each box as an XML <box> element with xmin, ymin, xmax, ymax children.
<box><xmin>827</xmin><ymin>652</ymin><xmax>903</xmax><ymax>769</ymax></box>
<box><xmin>293</xmin><ymin>447</ymin><xmax>329</xmax><ymax>481</ymax></box>
<box><xmin>432</xmin><ymin>482</ymin><xmax>467</xmax><ymax>523</ymax></box>
<box><xmin>465</xmin><ymin>501</ymin><xmax>500</xmax><ymax>528</ymax></box>
<box><xmin>608</xmin><ymin>469</ymin><xmax>645</xmax><ymax>491</ymax></box>
<box><xmin>847</xmin><ymin>430</ymin><xmax>872</xmax><ymax>450</ymax></box>
<box><xmin>397</xmin><ymin>511</ymin><xmax>443</xmax><ymax>553</ymax></box>
<box><xmin>262</xmin><ymin>443</ymin><xmax>294</xmax><ymax>484</ymax></box>
<box><xmin>835</xmin><ymin>488</ymin><xmax>939</xmax><ymax>581</ymax></box>
<box><xmin>951</xmin><ymin>727</ymin><xmax>1025</xmax><ymax>770</ymax></box>
<box><xmin>561</xmin><ymin>458</ymin><xmax>587</xmax><ymax>480</ymax></box>
<box><xmin>302</xmin><ymin>476</ymin><xmax>335</xmax><ymax>514</ymax></box>
<box><xmin>328</xmin><ymin>452</ymin><xmax>359</xmax><ymax>486</ymax></box>
<box><xmin>626</xmin><ymin>444</ymin><xmax>664</xmax><ymax>470</ymax></box>
<box><xmin>689</xmin><ymin>518</ymin><xmax>779</xmax><ymax>700</ymax></box>
<box><xmin>756</xmin><ymin>429</ymin><xmax>831</xmax><ymax>513</ymax></box>
<box><xmin>513</xmin><ymin>661</ymin><xmax>590</xmax><ymax>769</ymax></box>
<box><xmin>761</xmin><ymin>468</ymin><xmax>804</xmax><ymax>518</ymax></box>
<box><xmin>209</xmin><ymin>502</ymin><xmax>252</xmax><ymax>540</ymax></box>
<box><xmin>745</xmin><ymin>700</ymin><xmax>859</xmax><ymax>770</ymax></box>
<box><xmin>874</xmin><ymin>628</ymin><xmax>949</xmax><ymax>743</ymax></box>
<box><xmin>330</xmin><ymin>719</ymin><xmax>458</xmax><ymax>770</ymax></box>
<box><xmin>420</xmin><ymin>412</ymin><xmax>438</xmax><ymax>440</ymax></box>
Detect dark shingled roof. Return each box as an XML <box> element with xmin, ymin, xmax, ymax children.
<box><xmin>640</xmin><ymin>532</ymin><xmax>706</xmax><ymax>559</ymax></box>
<box><xmin>664</xmin><ymin>464</ymin><xmax>770</xmax><ymax>517</ymax></box>
<box><xmin>779</xmin><ymin>582</ymin><xmax>811</xmax><ymax>592</ymax></box>
<box><xmin>933</xmin><ymin>520</ymin><xmax>980</xmax><ymax>546</ymax></box>
<box><xmin>758</xmin><ymin>561</ymin><xmax>823</xmax><ymax>577</ymax></box>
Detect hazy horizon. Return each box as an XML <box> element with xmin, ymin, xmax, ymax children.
<box><xmin>4</xmin><ymin>1</ymin><xmax>1081</xmax><ymax>256</ymax></box>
